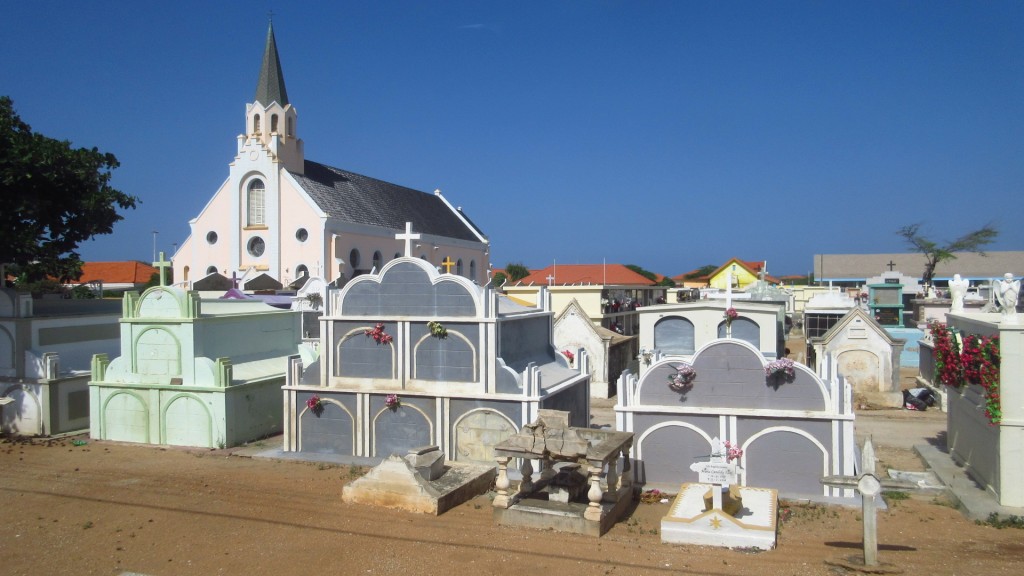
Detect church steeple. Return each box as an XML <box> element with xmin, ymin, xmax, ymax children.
<box><xmin>254</xmin><ymin>21</ymin><xmax>289</xmax><ymax>106</ymax></box>
<box><xmin>243</xmin><ymin>21</ymin><xmax>303</xmax><ymax>174</ymax></box>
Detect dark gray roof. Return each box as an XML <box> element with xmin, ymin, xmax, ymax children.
<box><xmin>254</xmin><ymin>22</ymin><xmax>288</xmax><ymax>106</ymax></box>
<box><xmin>291</xmin><ymin>160</ymin><xmax>486</xmax><ymax>243</ymax></box>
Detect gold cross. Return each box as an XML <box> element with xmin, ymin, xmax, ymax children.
<box><xmin>441</xmin><ymin>256</ymin><xmax>456</xmax><ymax>274</ymax></box>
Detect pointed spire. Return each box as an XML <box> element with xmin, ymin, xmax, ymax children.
<box><xmin>254</xmin><ymin>21</ymin><xmax>289</xmax><ymax>106</ymax></box>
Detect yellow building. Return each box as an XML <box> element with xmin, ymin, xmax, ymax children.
<box><xmin>707</xmin><ymin>258</ymin><xmax>777</xmax><ymax>291</ymax></box>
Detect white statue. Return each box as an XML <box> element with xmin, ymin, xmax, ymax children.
<box><xmin>949</xmin><ymin>274</ymin><xmax>969</xmax><ymax>313</ymax></box>
<box><xmin>994</xmin><ymin>273</ymin><xmax>1020</xmax><ymax>321</ymax></box>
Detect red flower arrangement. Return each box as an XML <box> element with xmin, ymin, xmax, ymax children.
<box><xmin>306</xmin><ymin>395</ymin><xmax>324</xmax><ymax>417</ymax></box>
<box><xmin>929</xmin><ymin>322</ymin><xmax>1001</xmax><ymax>424</ymax></box>
<box><xmin>725</xmin><ymin>307</ymin><xmax>739</xmax><ymax>321</ymax></box>
<box><xmin>364</xmin><ymin>323</ymin><xmax>393</xmax><ymax>345</ymax></box>
<box><xmin>385</xmin><ymin>394</ymin><xmax>401</xmax><ymax>410</ymax></box>
<box><xmin>562</xmin><ymin>349</ymin><xmax>575</xmax><ymax>365</ymax></box>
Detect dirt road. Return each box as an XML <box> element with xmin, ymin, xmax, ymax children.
<box><xmin>2</xmin><ymin>428</ymin><xmax>1021</xmax><ymax>576</ymax></box>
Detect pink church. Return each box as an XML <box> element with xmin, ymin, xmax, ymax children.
<box><xmin>174</xmin><ymin>23</ymin><xmax>489</xmax><ymax>291</ymax></box>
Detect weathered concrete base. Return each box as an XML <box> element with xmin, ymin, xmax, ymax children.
<box><xmin>860</xmin><ymin>391</ymin><xmax>904</xmax><ymax>409</ymax></box>
<box><xmin>342</xmin><ymin>455</ymin><xmax>495</xmax><ymax>515</ymax></box>
<box><xmin>493</xmin><ymin>486</ymin><xmax>633</xmax><ymax>536</ymax></box>
<box><xmin>661</xmin><ymin>483</ymin><xmax>778</xmax><ymax>549</ymax></box>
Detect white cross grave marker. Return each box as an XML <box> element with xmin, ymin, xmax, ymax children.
<box><xmin>395</xmin><ymin>222</ymin><xmax>420</xmax><ymax>258</ymax></box>
<box><xmin>690</xmin><ymin>437</ymin><xmax>739</xmax><ymax>511</ymax></box>
<box><xmin>821</xmin><ymin>436</ymin><xmax>919</xmax><ymax>568</ymax></box>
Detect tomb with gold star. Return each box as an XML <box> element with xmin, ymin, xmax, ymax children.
<box><xmin>661</xmin><ymin>437</ymin><xmax>778</xmax><ymax>549</ymax></box>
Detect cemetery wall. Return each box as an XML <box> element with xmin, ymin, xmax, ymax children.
<box><xmin>943</xmin><ymin>314</ymin><xmax>1024</xmax><ymax>506</ymax></box>
<box><xmin>1</xmin><ymin>375</ymin><xmax>91</xmax><ymax>436</ymax></box>
<box><xmin>946</xmin><ymin>384</ymin><xmax>1000</xmax><ymax>497</ymax></box>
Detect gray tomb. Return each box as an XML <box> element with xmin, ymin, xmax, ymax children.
<box><xmin>281</xmin><ymin>244</ymin><xmax>591</xmax><ymax>466</ymax></box>
<box><xmin>616</xmin><ymin>339</ymin><xmax>856</xmax><ymax>500</ymax></box>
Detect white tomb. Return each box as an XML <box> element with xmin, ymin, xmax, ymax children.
<box><xmin>661</xmin><ymin>437</ymin><xmax>778</xmax><ymax>549</ymax></box>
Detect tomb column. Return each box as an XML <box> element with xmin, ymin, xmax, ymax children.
<box><xmin>584</xmin><ymin>465</ymin><xmax>604</xmax><ymax>522</ymax></box>
<box><xmin>997</xmin><ymin>323</ymin><xmax>1024</xmax><ymax>506</ymax></box>
<box><xmin>539</xmin><ymin>459</ymin><xmax>556</xmax><ymax>482</ymax></box>
<box><xmin>621</xmin><ymin>443</ymin><xmax>633</xmax><ymax>490</ymax></box>
<box><xmin>493</xmin><ymin>457</ymin><xmax>511</xmax><ymax>508</ymax></box>
<box><xmin>519</xmin><ymin>458</ymin><xmax>534</xmax><ymax>494</ymax></box>
<box><xmin>603</xmin><ymin>452</ymin><xmax>620</xmax><ymax>502</ymax></box>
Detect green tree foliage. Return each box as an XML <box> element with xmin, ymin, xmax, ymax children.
<box><xmin>504</xmin><ymin>263</ymin><xmax>530</xmax><ymax>282</ymax></box>
<box><xmin>491</xmin><ymin>271</ymin><xmax>508</xmax><ymax>287</ymax></box>
<box><xmin>624</xmin><ymin>264</ymin><xmax>675</xmax><ymax>286</ymax></box>
<box><xmin>625</xmin><ymin>264</ymin><xmax>656</xmax><ymax>282</ymax></box>
<box><xmin>684</xmin><ymin>264</ymin><xmax>718</xmax><ymax>280</ymax></box>
<box><xmin>0</xmin><ymin>96</ymin><xmax>138</xmax><ymax>282</ymax></box>
<box><xmin>898</xmin><ymin>222</ymin><xmax>998</xmax><ymax>287</ymax></box>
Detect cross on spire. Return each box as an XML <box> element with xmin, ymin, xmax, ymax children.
<box><xmin>886</xmin><ymin>260</ymin><xmax>897</xmax><ymax>271</ymax></box>
<box><xmin>396</xmin><ymin>222</ymin><xmax>421</xmax><ymax>258</ymax></box>
<box><xmin>441</xmin><ymin>256</ymin><xmax>456</xmax><ymax>274</ymax></box>
<box><xmin>153</xmin><ymin>252</ymin><xmax>171</xmax><ymax>287</ymax></box>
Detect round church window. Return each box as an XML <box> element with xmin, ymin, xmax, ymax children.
<box><xmin>295</xmin><ymin>228</ymin><xmax>308</xmax><ymax>242</ymax></box>
<box><xmin>247</xmin><ymin>236</ymin><xmax>265</xmax><ymax>257</ymax></box>
<box><xmin>206</xmin><ymin>231</ymin><xmax>218</xmax><ymax>245</ymax></box>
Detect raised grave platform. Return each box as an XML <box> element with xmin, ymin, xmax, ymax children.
<box><xmin>661</xmin><ymin>483</ymin><xmax>778</xmax><ymax>549</ymax></box>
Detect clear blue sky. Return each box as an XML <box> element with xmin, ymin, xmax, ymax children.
<box><xmin>4</xmin><ymin>1</ymin><xmax>1022</xmax><ymax>278</ymax></box>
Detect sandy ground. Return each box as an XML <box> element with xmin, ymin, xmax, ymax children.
<box><xmin>2</xmin><ymin>415</ymin><xmax>1022</xmax><ymax>576</ymax></box>
<box><xmin>3</xmin><ymin>346</ymin><xmax>1019</xmax><ymax>575</ymax></box>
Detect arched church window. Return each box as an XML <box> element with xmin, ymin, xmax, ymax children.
<box><xmin>349</xmin><ymin>249</ymin><xmax>360</xmax><ymax>269</ymax></box>
<box><xmin>247</xmin><ymin>180</ymin><xmax>265</xmax><ymax>226</ymax></box>
<box><xmin>457</xmin><ymin>259</ymin><xmax>464</xmax><ymax>276</ymax></box>
<box><xmin>183</xmin><ymin>266</ymin><xmax>190</xmax><ymax>281</ymax></box>
<box><xmin>206</xmin><ymin>266</ymin><xmax>217</xmax><ymax>275</ymax></box>
<box><xmin>271</xmin><ymin>114</ymin><xmax>279</xmax><ymax>133</ymax></box>
<box><xmin>470</xmin><ymin>260</ymin><xmax>477</xmax><ymax>280</ymax></box>
<box><xmin>287</xmin><ymin>117</ymin><xmax>294</xmax><ymax>136</ymax></box>
<box><xmin>247</xmin><ymin>237</ymin><xmax>266</xmax><ymax>258</ymax></box>
<box><xmin>253</xmin><ymin>114</ymin><xmax>261</xmax><ymax>134</ymax></box>
<box><xmin>372</xmin><ymin>251</ymin><xmax>382</xmax><ymax>271</ymax></box>
<box><xmin>296</xmin><ymin>264</ymin><xmax>309</xmax><ymax>278</ymax></box>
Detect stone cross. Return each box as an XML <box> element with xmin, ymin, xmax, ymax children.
<box><xmin>441</xmin><ymin>256</ymin><xmax>455</xmax><ymax>274</ymax></box>
<box><xmin>689</xmin><ymin>437</ymin><xmax>738</xmax><ymax>511</ymax></box>
<box><xmin>821</xmin><ymin>437</ymin><xmax>919</xmax><ymax>567</ymax></box>
<box><xmin>152</xmin><ymin>252</ymin><xmax>171</xmax><ymax>287</ymax></box>
<box><xmin>545</xmin><ymin>274</ymin><xmax>555</xmax><ymax>286</ymax></box>
<box><xmin>395</xmin><ymin>222</ymin><xmax>420</xmax><ymax>258</ymax></box>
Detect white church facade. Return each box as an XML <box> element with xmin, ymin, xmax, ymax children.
<box><xmin>173</xmin><ymin>23</ymin><xmax>489</xmax><ymax>290</ymax></box>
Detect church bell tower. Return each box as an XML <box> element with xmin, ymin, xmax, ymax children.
<box><xmin>244</xmin><ymin>21</ymin><xmax>304</xmax><ymax>174</ymax></box>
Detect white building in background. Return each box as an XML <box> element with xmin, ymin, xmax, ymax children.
<box><xmin>174</xmin><ymin>23</ymin><xmax>489</xmax><ymax>290</ymax></box>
